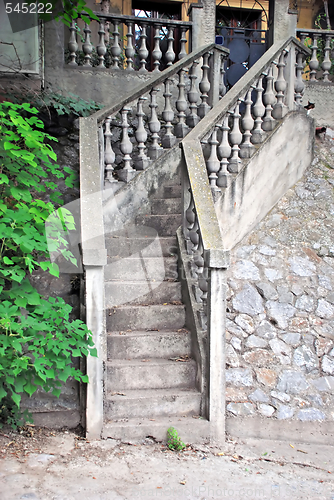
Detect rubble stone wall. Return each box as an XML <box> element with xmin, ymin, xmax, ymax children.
<box><xmin>225</xmin><ymin>133</ymin><xmax>334</xmax><ymax>424</ymax></box>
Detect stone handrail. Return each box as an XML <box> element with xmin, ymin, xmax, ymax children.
<box><xmin>296</xmin><ymin>28</ymin><xmax>334</xmax><ymax>82</ymax></box>
<box><xmin>179</xmin><ymin>36</ymin><xmax>310</xmax><ymax>442</ymax></box>
<box><xmin>92</xmin><ymin>43</ymin><xmax>229</xmax><ymax>188</ymax></box>
<box><xmin>66</xmin><ymin>12</ymin><xmax>192</xmax><ymax>72</ymax></box>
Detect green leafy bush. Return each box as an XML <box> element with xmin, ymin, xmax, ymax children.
<box><xmin>0</xmin><ymin>101</ymin><xmax>96</xmax><ymax>427</ymax></box>
<box><xmin>5</xmin><ymin>89</ymin><xmax>102</xmax><ymax>118</ymax></box>
<box><xmin>167</xmin><ymin>427</ymin><xmax>186</xmax><ymax>451</ymax></box>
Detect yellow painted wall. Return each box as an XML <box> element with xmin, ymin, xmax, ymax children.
<box><xmin>297</xmin><ymin>0</ymin><xmax>324</xmax><ymax>29</ymax></box>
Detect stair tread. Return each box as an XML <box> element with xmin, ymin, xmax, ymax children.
<box><xmin>106</xmin><ymin>357</ymin><xmax>194</xmax><ymax>366</ymax></box>
<box><xmin>108</xmin><ymin>328</ymin><xmax>189</xmax><ymax>337</ymax></box>
<box><xmin>102</xmin><ymin>416</ymin><xmax>210</xmax><ymax>442</ymax></box>
<box><xmin>108</xmin><ymin>304</ymin><xmax>184</xmax><ymax>310</ymax></box>
<box><xmin>106</xmin><ymin>388</ymin><xmax>200</xmax><ymax>399</ymax></box>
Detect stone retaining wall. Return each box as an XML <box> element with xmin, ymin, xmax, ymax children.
<box><xmin>21</xmin><ymin>112</ymin><xmax>82</xmax><ymax>428</ymax></box>
<box><xmin>225</xmin><ymin>133</ymin><xmax>334</xmax><ymax>423</ymax></box>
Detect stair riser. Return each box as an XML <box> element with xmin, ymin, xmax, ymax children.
<box><xmin>151</xmin><ymin>199</ymin><xmax>181</xmax><ymax>215</ymax></box>
<box><xmin>106</xmin><ymin>362</ymin><xmax>196</xmax><ymax>391</ymax></box>
<box><xmin>104</xmin><ymin>257</ymin><xmax>177</xmax><ymax>281</ymax></box>
<box><xmin>136</xmin><ymin>215</ymin><xmax>181</xmax><ymax>236</ymax></box>
<box><xmin>105</xmin><ymin>281</ymin><xmax>181</xmax><ymax>308</ymax></box>
<box><xmin>104</xmin><ymin>393</ymin><xmax>201</xmax><ymax>419</ymax></box>
<box><xmin>107</xmin><ymin>305</ymin><xmax>185</xmax><ymax>331</ymax></box>
<box><xmin>102</xmin><ymin>419</ymin><xmax>210</xmax><ymax>442</ymax></box>
<box><xmin>108</xmin><ymin>331</ymin><xmax>190</xmax><ymax>359</ymax></box>
<box><xmin>106</xmin><ymin>236</ymin><xmax>177</xmax><ymax>258</ymax></box>
<box><xmin>164</xmin><ymin>185</ymin><xmax>182</xmax><ymax>198</ymax></box>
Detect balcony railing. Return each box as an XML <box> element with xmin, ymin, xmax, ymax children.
<box><xmin>296</xmin><ymin>28</ymin><xmax>334</xmax><ymax>82</ymax></box>
<box><xmin>66</xmin><ymin>13</ymin><xmax>192</xmax><ymax>72</ymax></box>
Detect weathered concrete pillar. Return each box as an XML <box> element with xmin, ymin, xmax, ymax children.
<box><xmin>188</xmin><ymin>0</ymin><xmax>216</xmax><ymax>51</ymax></box>
<box><xmin>205</xmin><ymin>249</ymin><xmax>229</xmax><ymax>444</ymax></box>
<box><xmin>268</xmin><ymin>0</ymin><xmax>298</xmax><ymax>45</ymax></box>
<box><xmin>80</xmin><ymin>116</ymin><xmax>108</xmax><ymax>439</ymax></box>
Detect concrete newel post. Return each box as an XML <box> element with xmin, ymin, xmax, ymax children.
<box><xmin>80</xmin><ymin>116</ymin><xmax>108</xmax><ymax>439</ymax></box>
<box><xmin>208</xmin><ymin>49</ymin><xmax>222</xmax><ymax>108</ymax></box>
<box><xmin>285</xmin><ymin>43</ymin><xmax>296</xmax><ymax>111</ymax></box>
<box><xmin>188</xmin><ymin>0</ymin><xmax>216</xmax><ymax>51</ymax></box>
<box><xmin>85</xmin><ymin>264</ymin><xmax>106</xmax><ymax>439</ymax></box>
<box><xmin>205</xmin><ymin>248</ymin><xmax>229</xmax><ymax>444</ymax></box>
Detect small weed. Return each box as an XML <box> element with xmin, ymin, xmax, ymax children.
<box><xmin>167</xmin><ymin>427</ymin><xmax>186</xmax><ymax>451</ymax></box>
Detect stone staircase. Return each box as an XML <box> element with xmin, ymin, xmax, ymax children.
<box><xmin>102</xmin><ymin>181</ymin><xmax>209</xmax><ymax>441</ymax></box>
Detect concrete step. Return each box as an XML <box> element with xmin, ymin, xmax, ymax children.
<box><xmin>106</xmin><ymin>358</ymin><xmax>196</xmax><ymax>391</ymax></box>
<box><xmin>135</xmin><ymin>214</ymin><xmax>181</xmax><ymax>236</ymax></box>
<box><xmin>102</xmin><ymin>416</ymin><xmax>210</xmax><ymax>443</ymax></box>
<box><xmin>104</xmin><ymin>256</ymin><xmax>177</xmax><ymax>281</ymax></box>
<box><xmin>151</xmin><ymin>198</ymin><xmax>181</xmax><ymax>215</ymax></box>
<box><xmin>107</xmin><ymin>328</ymin><xmax>190</xmax><ymax>359</ymax></box>
<box><xmin>106</xmin><ymin>235</ymin><xmax>178</xmax><ymax>259</ymax></box>
<box><xmin>163</xmin><ymin>184</ymin><xmax>182</xmax><ymax>198</ymax></box>
<box><xmin>104</xmin><ymin>389</ymin><xmax>201</xmax><ymax>420</ymax></box>
<box><xmin>106</xmin><ymin>304</ymin><xmax>186</xmax><ymax>331</ymax></box>
<box><xmin>105</xmin><ymin>281</ymin><xmax>181</xmax><ymax>308</ymax></box>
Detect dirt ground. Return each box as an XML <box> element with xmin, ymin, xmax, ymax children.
<box><xmin>0</xmin><ymin>426</ymin><xmax>334</xmax><ymax>500</ymax></box>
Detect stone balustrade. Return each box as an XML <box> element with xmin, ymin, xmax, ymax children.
<box><xmin>66</xmin><ymin>13</ymin><xmax>192</xmax><ymax>72</ymax></box>
<box><xmin>196</xmin><ymin>38</ymin><xmax>310</xmax><ymax>193</ymax></box>
<box><xmin>177</xmin><ymin>36</ymin><xmax>310</xmax><ymax>437</ymax></box>
<box><xmin>92</xmin><ymin>43</ymin><xmax>228</xmax><ymax>187</ymax></box>
<box><xmin>296</xmin><ymin>28</ymin><xmax>334</xmax><ymax>83</ymax></box>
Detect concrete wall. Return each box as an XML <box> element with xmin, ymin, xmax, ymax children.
<box><xmin>216</xmin><ymin>112</ymin><xmax>314</xmax><ymax>251</ymax></box>
<box><xmin>44</xmin><ymin>21</ymin><xmax>152</xmax><ymax>104</ymax></box>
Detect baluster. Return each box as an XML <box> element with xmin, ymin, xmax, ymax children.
<box><xmin>118</xmin><ymin>107</ymin><xmax>136</xmax><ymax>183</ymax></box>
<box><xmin>175</xmin><ymin>68</ymin><xmax>189</xmax><ymax>138</ymax></box>
<box><xmin>152</xmin><ymin>24</ymin><xmax>162</xmax><ymax>72</ymax></box>
<box><xmin>148</xmin><ymin>87</ymin><xmax>163</xmax><ymax>159</ymax></box>
<box><xmin>185</xmin><ymin>191</ymin><xmax>195</xmax><ymax>254</ymax></box>
<box><xmin>96</xmin><ymin>19</ymin><xmax>107</xmax><ymax>68</ymax></box>
<box><xmin>309</xmin><ymin>34</ymin><xmax>320</xmax><ymax>81</ymax></box>
<box><xmin>82</xmin><ymin>23</ymin><xmax>93</xmax><ymax>67</ymax></box>
<box><xmin>295</xmin><ymin>49</ymin><xmax>305</xmax><ymax>107</ymax></box>
<box><xmin>68</xmin><ymin>20</ymin><xmax>78</xmax><ymax>66</ymax></box>
<box><xmin>239</xmin><ymin>88</ymin><xmax>255</xmax><ymax>159</ymax></box>
<box><xmin>165</xmin><ymin>26</ymin><xmax>175</xmax><ymax>67</ymax></box>
<box><xmin>187</xmin><ymin>60</ymin><xmax>200</xmax><ymax>128</ymax></box>
<box><xmin>262</xmin><ymin>64</ymin><xmax>276</xmax><ymax>131</ymax></box>
<box><xmin>272</xmin><ymin>51</ymin><xmax>288</xmax><ymax>119</ymax></box>
<box><xmin>189</xmin><ymin>218</ymin><xmax>200</xmax><ymax>282</ymax></box>
<box><xmin>135</xmin><ymin>97</ymin><xmax>149</xmax><ymax>170</ymax></box>
<box><xmin>219</xmin><ymin>55</ymin><xmax>227</xmax><ymax>97</ymax></box>
<box><xmin>322</xmin><ymin>34</ymin><xmax>332</xmax><ymax>82</ymax></box>
<box><xmin>194</xmin><ymin>236</ymin><xmax>204</xmax><ymax>300</ymax></box>
<box><xmin>251</xmin><ymin>74</ymin><xmax>266</xmax><ymax>144</ymax></box>
<box><xmin>138</xmin><ymin>23</ymin><xmax>149</xmax><ymax>72</ymax></box>
<box><xmin>104</xmin><ymin>22</ymin><xmax>110</xmax><ymax>45</ymax></box>
<box><xmin>217</xmin><ymin>116</ymin><xmax>231</xmax><ymax>189</ymax></box>
<box><xmin>162</xmin><ymin>78</ymin><xmax>176</xmax><ymax>148</ymax></box>
<box><xmin>104</xmin><ymin>116</ymin><xmax>116</xmax><ymax>185</ymax></box>
<box><xmin>228</xmin><ymin>100</ymin><xmax>243</xmax><ymax>173</ymax></box>
<box><xmin>198</xmin><ymin>52</ymin><xmax>211</xmax><ymax>118</ymax></box>
<box><xmin>206</xmin><ymin>126</ymin><xmax>220</xmax><ymax>190</ymax></box>
<box><xmin>298</xmin><ymin>32</ymin><xmax>308</xmax><ymax>45</ymax></box>
<box><xmin>111</xmin><ymin>20</ymin><xmax>122</xmax><ymax>69</ymax></box>
<box><xmin>196</xmin><ymin>237</ymin><xmax>208</xmax><ymax>327</ymax></box>
<box><xmin>125</xmin><ymin>21</ymin><xmax>135</xmax><ymax>71</ymax></box>
<box><xmin>178</xmin><ymin>26</ymin><xmax>187</xmax><ymax>60</ymax></box>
